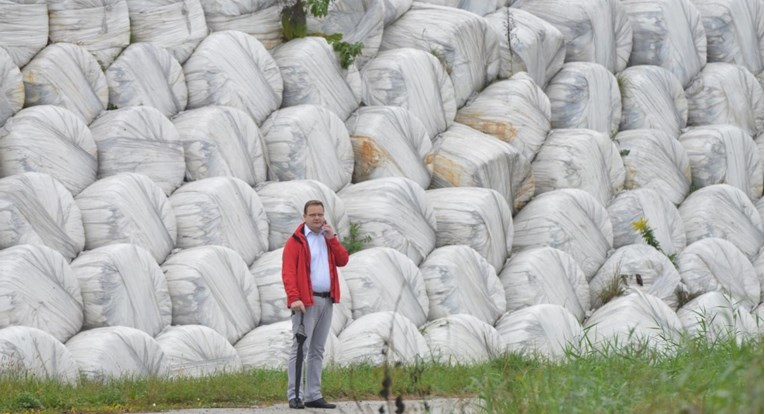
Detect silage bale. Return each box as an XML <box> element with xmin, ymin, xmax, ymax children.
<box><xmin>677</xmin><ymin>291</ymin><xmax>760</xmax><ymax>343</ymax></box>
<box><xmin>0</xmin><ymin>173</ymin><xmax>85</xmax><ymax>260</ymax></box>
<box><xmin>173</xmin><ymin>106</ymin><xmax>268</xmax><ymax>186</ymax></box>
<box><xmin>75</xmin><ymin>173</ymin><xmax>177</xmax><ymax>263</ymax></box>
<box><xmin>162</xmin><ymin>246</ymin><xmax>260</xmax><ymax>344</ymax></box>
<box><xmin>336</xmin><ymin>311</ymin><xmax>429</xmax><ymax>366</ymax></box>
<box><xmin>421</xmin><ymin>314</ymin><xmax>503</xmax><ymax>365</ymax></box>
<box><xmin>755</xmin><ymin>248</ymin><xmax>764</xmax><ymax>302</ymax></box>
<box><xmin>183</xmin><ymin>30</ymin><xmax>283</xmax><ymax>125</ymax></box>
<box><xmin>22</xmin><ymin>43</ymin><xmax>108</xmax><ymax>124</ymax></box>
<box><xmin>380</xmin><ymin>3</ymin><xmax>499</xmax><ymax>107</ymax></box>
<box><xmin>499</xmin><ymin>247</ymin><xmax>589</xmax><ymax>321</ymax></box>
<box><xmin>90</xmin><ymin>106</ymin><xmax>185</xmax><ymax>196</ymax></box>
<box><xmin>617</xmin><ymin>65</ymin><xmax>689</xmax><ymax>136</ymax></box>
<box><xmin>0</xmin><ymin>326</ymin><xmax>79</xmax><ymax>383</ymax></box>
<box><xmin>0</xmin><ymin>245</ymin><xmax>83</xmax><ymax>343</ymax></box>
<box><xmin>0</xmin><ymin>47</ymin><xmax>23</xmax><ymax>126</ymax></box>
<box><xmin>156</xmin><ymin>325</ymin><xmax>243</xmax><ymax>378</ymax></box>
<box><xmin>233</xmin><ymin>320</ymin><xmax>291</xmax><ymax>370</ymax></box>
<box><xmin>261</xmin><ymin>105</ymin><xmax>354</xmax><ymax>192</ymax></box>
<box><xmin>170</xmin><ymin>177</ymin><xmax>269</xmax><ymax>266</ymax></box>
<box><xmin>495</xmin><ymin>304</ymin><xmax>584</xmax><ymax>360</ymax></box>
<box><xmin>361</xmin><ymin>48</ymin><xmax>456</xmax><ymax>140</ymax></box>
<box><xmin>455</xmin><ymin>72</ymin><xmax>551</xmax><ymax>160</ymax></box>
<box><xmin>124</xmin><ymin>0</ymin><xmax>207</xmax><ymax>64</ymax></box>
<box><xmin>607</xmin><ymin>188</ymin><xmax>686</xmax><ymax>255</ymax></box>
<box><xmin>106</xmin><ymin>42</ymin><xmax>187</xmax><ymax>117</ymax></box>
<box><xmin>416</xmin><ymin>0</ymin><xmax>502</xmax><ymax>15</ymax></box>
<box><xmin>70</xmin><ymin>244</ymin><xmax>172</xmax><ymax>337</ymax></box>
<box><xmin>48</xmin><ymin>0</ymin><xmax>130</xmax><ymax>69</ymax></box>
<box><xmin>200</xmin><ymin>0</ymin><xmax>282</xmax><ymax>50</ymax></box>
<box><xmin>382</xmin><ymin>0</ymin><xmax>412</xmax><ymax>26</ymax></box>
<box><xmin>306</xmin><ymin>0</ymin><xmax>384</xmax><ymax>68</ymax></box>
<box><xmin>755</xmin><ymin>303</ymin><xmax>764</xmax><ymax>334</ymax></box>
<box><xmin>345</xmin><ymin>106</ymin><xmax>432</xmax><ymax>188</ymax></box>
<box><xmin>615</xmin><ymin>129</ymin><xmax>692</xmax><ymax>205</ymax></box>
<box><xmin>0</xmin><ymin>105</ymin><xmax>97</xmax><ymax>195</ymax></box>
<box><xmin>0</xmin><ymin>0</ymin><xmax>47</xmax><ymax>67</ymax></box>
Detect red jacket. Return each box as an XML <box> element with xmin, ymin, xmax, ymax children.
<box><xmin>282</xmin><ymin>222</ymin><xmax>349</xmax><ymax>308</ymax></box>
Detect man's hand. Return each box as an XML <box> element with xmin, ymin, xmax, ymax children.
<box><xmin>322</xmin><ymin>222</ymin><xmax>336</xmax><ymax>239</ymax></box>
<box><xmin>290</xmin><ymin>300</ymin><xmax>305</xmax><ymax>313</ymax></box>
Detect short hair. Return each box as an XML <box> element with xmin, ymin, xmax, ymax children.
<box><xmin>303</xmin><ymin>200</ymin><xmax>324</xmax><ymax>215</ymax></box>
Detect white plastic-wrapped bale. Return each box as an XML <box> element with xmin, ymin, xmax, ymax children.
<box><xmin>173</xmin><ymin>106</ymin><xmax>268</xmax><ymax>186</ymax></box>
<box><xmin>685</xmin><ymin>62</ymin><xmax>764</xmax><ymax>137</ymax></box>
<box><xmin>261</xmin><ymin>105</ymin><xmax>354</xmax><ymax>192</ymax></box>
<box><xmin>380</xmin><ymin>3</ymin><xmax>499</xmax><ymax>107</ymax></box>
<box><xmin>342</xmin><ymin>247</ymin><xmax>429</xmax><ymax>327</ymax></box>
<box><xmin>162</xmin><ymin>246</ymin><xmax>260</xmax><ymax>344</ymax></box>
<box><xmin>200</xmin><ymin>0</ymin><xmax>282</xmax><ymax>50</ymax></box>
<box><xmin>758</xmin><ymin>197</ymin><xmax>764</xmax><ymax>222</ymax></box>
<box><xmin>233</xmin><ymin>320</ymin><xmax>291</xmax><ymax>370</ymax></box>
<box><xmin>484</xmin><ymin>8</ymin><xmax>565</xmax><ymax>87</ymax></box>
<box><xmin>421</xmin><ymin>314</ymin><xmax>503</xmax><ymax>365</ymax></box>
<box><xmin>499</xmin><ymin>247</ymin><xmax>589</xmax><ymax>321</ymax></box>
<box><xmin>0</xmin><ymin>173</ymin><xmax>85</xmax><ymax>260</ymax></box>
<box><xmin>617</xmin><ymin>65</ymin><xmax>689</xmax><ymax>136</ymax></box>
<box><xmin>0</xmin><ymin>105</ymin><xmax>97</xmax><ymax>195</ymax></box>
<box><xmin>65</xmin><ymin>326</ymin><xmax>168</xmax><ymax>381</ymax></box>
<box><xmin>426</xmin><ymin>187</ymin><xmax>513</xmax><ymax>272</ymax></box>
<box><xmin>338</xmin><ymin>177</ymin><xmax>436</xmax><ymax>265</ymax></box>
<box><xmin>512</xmin><ymin>189</ymin><xmax>613</xmax><ymax>280</ymax></box>
<box><xmin>511</xmin><ymin>0</ymin><xmax>632</xmax><ymax>73</ymax></box>
<box><xmin>532</xmin><ymin>128</ymin><xmax>625</xmax><ymax>207</ymax></box>
<box><xmin>755</xmin><ymin>247</ymin><xmax>764</xmax><ymax>302</ymax></box>
<box><xmin>755</xmin><ymin>302</ymin><xmax>764</xmax><ymax>334</ymax></box>
<box><xmin>345</xmin><ymin>106</ymin><xmax>433</xmax><ymax>188</ymax></box>
<box><xmin>75</xmin><ymin>173</ymin><xmax>177</xmax><ymax>263</ymax></box>
<box><xmin>0</xmin><ymin>245</ymin><xmax>83</xmax><ymax>343</ymax></box>
<box><xmin>336</xmin><ymin>311</ymin><xmax>429</xmax><ymax>366</ymax></box>
<box><xmin>106</xmin><ymin>42</ymin><xmax>187</xmax><ymax>117</ymax></box>
<box><xmin>431</xmin><ymin>123</ymin><xmax>534</xmax><ymax>212</ymax></box>
<box><xmin>361</xmin><ymin>48</ymin><xmax>456</xmax><ymax>140</ymax></box>
<box><xmin>156</xmin><ymin>325</ymin><xmax>243</xmax><ymax>378</ymax></box>
<box><xmin>416</xmin><ymin>0</ymin><xmax>503</xmax><ymax>15</ymax></box>
<box><xmin>678</xmin><ymin>184</ymin><xmax>763</xmax><ymax>261</ymax></box>
<box><xmin>607</xmin><ymin>188</ymin><xmax>686</xmax><ymax>255</ymax></box>
<box><xmin>0</xmin><ymin>326</ymin><xmax>79</xmax><ymax>383</ymax></box>
<box><xmin>583</xmin><ymin>291</ymin><xmax>683</xmax><ymax>353</ymax></box>
<box><xmin>170</xmin><ymin>177</ymin><xmax>269</xmax><ymax>266</ymax></box>
<box><xmin>676</xmin><ymin>238</ymin><xmax>760</xmax><ymax>311</ymax></box>
<box><xmin>0</xmin><ymin>0</ymin><xmax>47</xmax><ymax>67</ymax></box>
<box><xmin>691</xmin><ymin>0</ymin><xmax>764</xmax><ymax>74</ymax></box>
<box><xmin>382</xmin><ymin>0</ymin><xmax>412</xmax><ymax>25</ymax></box>
<box><xmin>70</xmin><ymin>244</ymin><xmax>172</xmax><ymax>337</ymax></box>
<box><xmin>256</xmin><ymin>179</ymin><xmax>350</xmax><ymax>251</ymax></box>
<box><xmin>124</xmin><ymin>0</ymin><xmax>207</xmax><ymax>64</ymax></box>
<box><xmin>22</xmin><ymin>43</ymin><xmax>108</xmax><ymax>124</ymax></box>
<box><xmin>48</xmin><ymin>0</ymin><xmax>130</xmax><ymax>69</ymax></box>
<box><xmin>0</xmin><ymin>47</ymin><xmax>23</xmax><ymax>126</ymax></box>
<box><xmin>183</xmin><ymin>30</ymin><xmax>283</xmax><ymax>125</ymax></box>
<box><xmin>679</xmin><ymin>125</ymin><xmax>763</xmax><ymax>201</ymax></box>
<box><xmin>272</xmin><ymin>37</ymin><xmax>360</xmax><ymax>121</ymax></box>
<box><xmin>495</xmin><ymin>304</ymin><xmax>584</xmax><ymax>360</ymax></box>
<box><xmin>677</xmin><ymin>291</ymin><xmax>760</xmax><ymax>343</ymax></box>
<box><xmin>306</xmin><ymin>0</ymin><xmax>384</xmax><ymax>68</ymax></box>
<box><xmin>615</xmin><ymin>129</ymin><xmax>692</xmax><ymax>205</ymax></box>
<box><xmin>90</xmin><ymin>106</ymin><xmax>185</xmax><ymax>196</ymax></box>
<box><xmin>545</xmin><ymin>62</ymin><xmax>621</xmax><ymax>135</ymax></box>
<box><xmin>455</xmin><ymin>72</ymin><xmax>551</xmax><ymax>160</ymax></box>
<box><xmin>420</xmin><ymin>245</ymin><xmax>506</xmax><ymax>325</ymax></box>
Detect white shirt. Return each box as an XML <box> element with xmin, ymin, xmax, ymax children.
<box><xmin>304</xmin><ymin>224</ymin><xmax>331</xmax><ymax>293</ymax></box>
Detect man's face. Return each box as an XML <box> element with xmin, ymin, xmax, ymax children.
<box><xmin>304</xmin><ymin>205</ymin><xmax>325</xmax><ymax>233</ymax></box>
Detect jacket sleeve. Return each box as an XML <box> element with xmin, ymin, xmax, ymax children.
<box><xmin>282</xmin><ymin>240</ymin><xmax>300</xmax><ymax>308</ymax></box>
<box><xmin>328</xmin><ymin>236</ymin><xmax>350</xmax><ymax>267</ymax></box>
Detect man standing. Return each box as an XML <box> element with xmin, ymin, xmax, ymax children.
<box><xmin>283</xmin><ymin>200</ymin><xmax>349</xmax><ymax>409</ymax></box>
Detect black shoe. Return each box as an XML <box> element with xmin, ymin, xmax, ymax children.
<box><xmin>305</xmin><ymin>398</ymin><xmax>336</xmax><ymax>409</ymax></box>
<box><xmin>289</xmin><ymin>398</ymin><xmax>304</xmax><ymax>409</ymax></box>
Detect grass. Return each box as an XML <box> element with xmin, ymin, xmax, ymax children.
<box><xmin>0</xmin><ymin>337</ymin><xmax>761</xmax><ymax>413</ymax></box>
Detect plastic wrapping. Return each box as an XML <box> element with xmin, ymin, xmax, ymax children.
<box><xmin>156</xmin><ymin>325</ymin><xmax>243</xmax><ymax>378</ymax></box>
<box><xmin>173</xmin><ymin>106</ymin><xmax>268</xmax><ymax>186</ymax></box>
<box><xmin>427</xmin><ymin>187</ymin><xmax>513</xmax><ymax>272</ymax></box>
<box><xmin>677</xmin><ymin>291</ymin><xmax>760</xmax><ymax>343</ymax></box>
<box><xmin>338</xmin><ymin>177</ymin><xmax>436</xmax><ymax>265</ymax></box>
<box><xmin>532</xmin><ymin>128</ymin><xmax>625</xmax><ymax>207</ymax></box>
<box><xmin>306</xmin><ymin>0</ymin><xmax>384</xmax><ymax>68</ymax></box>
<box><xmin>421</xmin><ymin>314</ymin><xmax>503</xmax><ymax>365</ymax></box>
<box><xmin>615</xmin><ymin>129</ymin><xmax>692</xmax><ymax>205</ymax></box>
<box><xmin>162</xmin><ymin>246</ymin><xmax>260</xmax><ymax>344</ymax></box>
<box><xmin>200</xmin><ymin>0</ymin><xmax>282</xmax><ymax>50</ymax></box>
<box><xmin>70</xmin><ymin>244</ymin><xmax>172</xmax><ymax>337</ymax></box>
<box><xmin>512</xmin><ymin>189</ymin><xmax>613</xmax><ymax>280</ymax></box>
<box><xmin>106</xmin><ymin>42</ymin><xmax>187</xmax><ymax>117</ymax></box>
<box><xmin>755</xmin><ymin>303</ymin><xmax>764</xmax><ymax>334</ymax></box>
<box><xmin>607</xmin><ymin>188</ymin><xmax>686</xmax><ymax>255</ymax></box>
<box><xmin>0</xmin><ymin>0</ymin><xmax>48</xmax><ymax>67</ymax></box>
<box><xmin>382</xmin><ymin>0</ymin><xmax>412</xmax><ymax>26</ymax></box>
<box><xmin>0</xmin><ymin>326</ymin><xmax>79</xmax><ymax>383</ymax></box>
<box><xmin>170</xmin><ymin>177</ymin><xmax>269</xmax><ymax>266</ymax></box>
<box><xmin>261</xmin><ymin>105</ymin><xmax>354</xmax><ymax>192</ymax></box>
<box><xmin>0</xmin><ymin>105</ymin><xmax>97</xmax><ymax>195</ymax></box>
<box><xmin>499</xmin><ymin>246</ymin><xmax>589</xmax><ymax>321</ymax></box>
<box><xmin>90</xmin><ymin>106</ymin><xmax>185</xmax><ymax>196</ymax></box>
<box><xmin>756</xmin><ymin>247</ymin><xmax>764</xmax><ymax>303</ymax></box>
<box><xmin>0</xmin><ymin>173</ymin><xmax>85</xmax><ymax>261</ymax></box>
<box><xmin>617</xmin><ymin>65</ymin><xmax>688</xmax><ymax>136</ymax></box>
<box><xmin>183</xmin><ymin>30</ymin><xmax>283</xmax><ymax>125</ymax></box>
<box><xmin>234</xmin><ymin>320</ymin><xmax>291</xmax><ymax>370</ymax></box>
<box><xmin>455</xmin><ymin>72</ymin><xmax>551</xmax><ymax>160</ymax></box>
<box><xmin>495</xmin><ymin>304</ymin><xmax>584</xmax><ymax>360</ymax></box>
<box><xmin>336</xmin><ymin>311</ymin><xmax>429</xmax><ymax>366</ymax></box>
<box><xmin>361</xmin><ymin>48</ymin><xmax>456</xmax><ymax>140</ymax></box>
<box><xmin>0</xmin><ymin>47</ymin><xmax>23</xmax><ymax>126</ymax></box>
<box><xmin>0</xmin><ymin>245</ymin><xmax>83</xmax><ymax>343</ymax></box>
<box><xmin>345</xmin><ymin>106</ymin><xmax>433</xmax><ymax>188</ymax></box>
<box><xmin>22</xmin><ymin>43</ymin><xmax>108</xmax><ymax>124</ymax></box>
<box><xmin>124</xmin><ymin>0</ymin><xmax>207</xmax><ymax>63</ymax></box>
<box><xmin>380</xmin><ymin>3</ymin><xmax>499</xmax><ymax>107</ymax></box>
<box><xmin>75</xmin><ymin>173</ymin><xmax>177</xmax><ymax>263</ymax></box>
